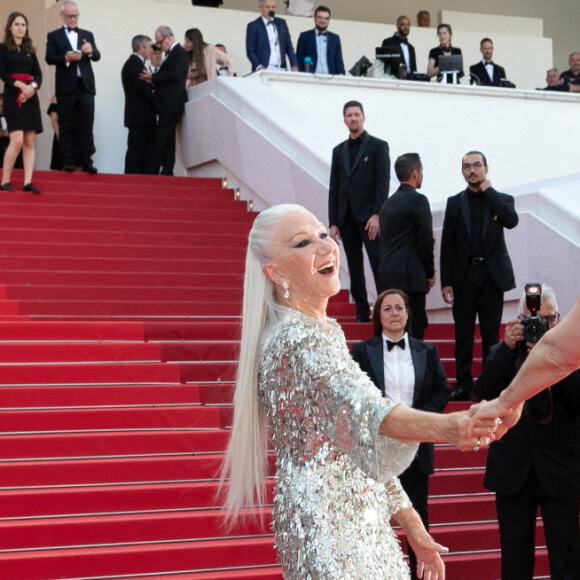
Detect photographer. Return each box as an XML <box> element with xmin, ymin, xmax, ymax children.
<box><xmin>475</xmin><ymin>284</ymin><xmax>580</xmax><ymax>580</ymax></box>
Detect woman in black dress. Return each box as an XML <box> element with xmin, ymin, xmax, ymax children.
<box><xmin>0</xmin><ymin>12</ymin><xmax>43</xmax><ymax>193</ymax></box>
<box><xmin>426</xmin><ymin>24</ymin><xmax>462</xmax><ymax>80</ymax></box>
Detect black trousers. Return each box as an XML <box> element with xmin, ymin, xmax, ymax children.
<box><xmin>57</xmin><ymin>78</ymin><xmax>95</xmax><ymax>167</ymax></box>
<box><xmin>152</xmin><ymin>111</ymin><xmax>182</xmax><ymax>176</ymax></box>
<box><xmin>339</xmin><ymin>206</ymin><xmax>380</xmax><ymax>321</ymax></box>
<box><xmin>452</xmin><ymin>263</ymin><xmax>503</xmax><ymax>389</ymax></box>
<box><xmin>399</xmin><ymin>456</ymin><xmax>429</xmax><ymax>579</ymax></box>
<box><xmin>408</xmin><ymin>291</ymin><xmax>428</xmax><ymax>340</ymax></box>
<box><xmin>496</xmin><ymin>468</ymin><xmax>580</xmax><ymax>580</ymax></box>
<box><xmin>125</xmin><ymin>125</ymin><xmax>156</xmax><ymax>175</ymax></box>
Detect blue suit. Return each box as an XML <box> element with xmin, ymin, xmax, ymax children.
<box><xmin>296</xmin><ymin>29</ymin><xmax>345</xmax><ymax>74</ymax></box>
<box><xmin>246</xmin><ymin>16</ymin><xmax>298</xmax><ymax>72</ymax></box>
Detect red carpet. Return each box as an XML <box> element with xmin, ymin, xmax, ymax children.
<box><xmin>0</xmin><ymin>170</ymin><xmax>550</xmax><ymax>579</ymax></box>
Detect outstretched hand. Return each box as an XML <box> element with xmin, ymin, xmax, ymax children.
<box><xmin>468</xmin><ymin>399</ymin><xmax>523</xmax><ymax>440</ymax></box>
<box><xmin>407</xmin><ymin>527</ymin><xmax>448</xmax><ymax>580</ymax></box>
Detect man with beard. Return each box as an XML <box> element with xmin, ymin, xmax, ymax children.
<box><xmin>381</xmin><ymin>15</ymin><xmax>416</xmax><ymax>78</ymax></box>
<box><xmin>440</xmin><ymin>151</ymin><xmax>518</xmax><ymax>400</ymax></box>
<box><xmin>469</xmin><ymin>38</ymin><xmax>507</xmax><ymax>87</ymax></box>
<box><xmin>296</xmin><ymin>6</ymin><xmax>345</xmax><ymax>75</ymax></box>
<box><xmin>328</xmin><ymin>100</ymin><xmax>390</xmax><ymax>323</ymax></box>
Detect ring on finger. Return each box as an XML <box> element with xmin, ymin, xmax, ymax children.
<box><xmin>473</xmin><ymin>438</ymin><xmax>481</xmax><ymax>452</ymax></box>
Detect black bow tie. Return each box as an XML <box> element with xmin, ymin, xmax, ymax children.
<box><xmin>66</xmin><ymin>27</ymin><xmax>77</xmax><ymax>32</ymax></box>
<box><xmin>386</xmin><ymin>339</ymin><xmax>405</xmax><ymax>351</ymax></box>
<box><xmin>318</xmin><ymin>31</ymin><xmax>327</xmax><ymax>36</ymax></box>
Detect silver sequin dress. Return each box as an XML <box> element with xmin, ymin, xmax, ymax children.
<box><xmin>258</xmin><ymin>307</ymin><xmax>419</xmax><ymax>579</ymax></box>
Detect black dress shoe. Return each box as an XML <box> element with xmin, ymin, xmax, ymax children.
<box><xmin>23</xmin><ymin>183</ymin><xmax>41</xmax><ymax>194</ymax></box>
<box><xmin>82</xmin><ymin>164</ymin><xmax>98</xmax><ymax>174</ymax></box>
<box><xmin>64</xmin><ymin>163</ymin><xmax>75</xmax><ymax>172</ymax></box>
<box><xmin>450</xmin><ymin>387</ymin><xmax>472</xmax><ymax>401</ymax></box>
<box><xmin>0</xmin><ymin>182</ymin><xmax>15</xmax><ymax>192</ymax></box>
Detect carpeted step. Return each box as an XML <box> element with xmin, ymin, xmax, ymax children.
<box><xmin>429</xmin><ymin>494</ymin><xmax>496</xmax><ymax>524</ymax></box>
<box><xmin>0</xmin><ymin>405</ymin><xmax>217</xmax><ymax>432</ymax></box>
<box><xmin>160</xmin><ymin>342</ymin><xmax>239</xmax><ymax>362</ymax></box>
<box><xmin>0</xmin><ymin>481</ymin><xmax>274</xmax><ymax>519</ymax></box>
<box><xmin>430</xmin><ymin>468</ymin><xmax>487</xmax><ymax>495</ymax></box>
<box><xmin>0</xmin><ymin>429</ymin><xmax>228</xmax><ymax>460</ymax></box>
<box><xmin>0</xmin><ymin>342</ymin><xmax>162</xmax><ymax>363</ymax></box>
<box><xmin>0</xmin><ymin>384</ymin><xmax>199</xmax><ymax>409</ymax></box>
<box><xmin>0</xmin><ymin>362</ymin><xmax>181</xmax><ymax>385</ymax></box>
<box><xmin>0</xmin><ymin>320</ymin><xmax>145</xmax><ymax>341</ymax></box>
<box><xmin>0</xmin><ymin>536</ymin><xmax>278</xmax><ymax>580</ymax></box>
<box><xmin>144</xmin><ymin>322</ymin><xmax>241</xmax><ymax>341</ymax></box>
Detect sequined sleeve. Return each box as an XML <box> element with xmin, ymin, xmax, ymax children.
<box><xmin>260</xmin><ymin>311</ymin><xmax>418</xmax><ymax>485</ymax></box>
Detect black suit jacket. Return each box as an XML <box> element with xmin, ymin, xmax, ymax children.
<box><xmin>151</xmin><ymin>44</ymin><xmax>189</xmax><ymax>115</ymax></box>
<box><xmin>121</xmin><ymin>54</ymin><xmax>155</xmax><ymax>127</ymax></box>
<box><xmin>296</xmin><ymin>29</ymin><xmax>345</xmax><ymax>75</ymax></box>
<box><xmin>469</xmin><ymin>61</ymin><xmax>506</xmax><ymax>87</ymax></box>
<box><xmin>46</xmin><ymin>27</ymin><xmax>101</xmax><ymax>96</ymax></box>
<box><xmin>381</xmin><ymin>34</ymin><xmax>417</xmax><ymax>74</ymax></box>
<box><xmin>476</xmin><ymin>341</ymin><xmax>580</xmax><ymax>497</ymax></box>
<box><xmin>378</xmin><ymin>184</ymin><xmax>434</xmax><ymax>293</ymax></box>
<box><xmin>328</xmin><ymin>131</ymin><xmax>390</xmax><ymax>228</ymax></box>
<box><xmin>351</xmin><ymin>335</ymin><xmax>450</xmax><ymax>475</ymax></box>
<box><xmin>440</xmin><ymin>187</ymin><xmax>518</xmax><ymax>292</ymax></box>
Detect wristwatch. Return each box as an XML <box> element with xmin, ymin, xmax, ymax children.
<box><xmin>30</xmin><ymin>81</ymin><xmax>38</xmax><ymax>90</ymax></box>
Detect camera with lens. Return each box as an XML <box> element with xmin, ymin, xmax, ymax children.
<box><xmin>520</xmin><ymin>283</ymin><xmax>548</xmax><ymax>344</ymax></box>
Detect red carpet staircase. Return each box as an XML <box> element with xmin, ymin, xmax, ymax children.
<box><xmin>0</xmin><ymin>171</ymin><xmax>550</xmax><ymax>579</ymax></box>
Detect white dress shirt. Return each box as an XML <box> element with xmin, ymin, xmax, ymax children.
<box><xmin>382</xmin><ymin>332</ymin><xmax>415</xmax><ymax>407</ymax></box>
<box><xmin>315</xmin><ymin>32</ymin><xmax>329</xmax><ymax>74</ymax></box>
<box><xmin>262</xmin><ymin>16</ymin><xmax>281</xmax><ymax>69</ymax></box>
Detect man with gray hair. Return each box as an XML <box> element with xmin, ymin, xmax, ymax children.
<box><xmin>46</xmin><ymin>1</ymin><xmax>100</xmax><ymax>173</ymax></box>
<box><xmin>140</xmin><ymin>26</ymin><xmax>188</xmax><ymax>175</ymax></box>
<box><xmin>475</xmin><ymin>284</ymin><xmax>580</xmax><ymax>580</ymax></box>
<box><xmin>121</xmin><ymin>35</ymin><xmax>155</xmax><ymax>174</ymax></box>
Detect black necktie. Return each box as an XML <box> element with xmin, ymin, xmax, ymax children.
<box><xmin>386</xmin><ymin>339</ymin><xmax>405</xmax><ymax>351</ymax></box>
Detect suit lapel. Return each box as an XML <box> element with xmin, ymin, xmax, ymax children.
<box><xmin>460</xmin><ymin>190</ymin><xmax>472</xmax><ymax>239</ymax></box>
<box><xmin>367</xmin><ymin>339</ymin><xmax>385</xmax><ymax>395</ymax></box>
<box><xmin>409</xmin><ymin>337</ymin><xmax>426</xmax><ymax>407</ymax></box>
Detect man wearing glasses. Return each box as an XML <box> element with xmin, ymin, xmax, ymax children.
<box><xmin>440</xmin><ymin>151</ymin><xmax>518</xmax><ymax>401</ymax></box>
<box><xmin>46</xmin><ymin>1</ymin><xmax>100</xmax><ymax>173</ymax></box>
<box><xmin>475</xmin><ymin>285</ymin><xmax>580</xmax><ymax>580</ymax></box>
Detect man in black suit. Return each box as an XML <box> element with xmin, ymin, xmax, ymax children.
<box><xmin>469</xmin><ymin>38</ymin><xmax>507</xmax><ymax>87</ymax></box>
<box><xmin>329</xmin><ymin>100</ymin><xmax>390</xmax><ymax>322</ymax></box>
<box><xmin>46</xmin><ymin>1</ymin><xmax>100</xmax><ymax>173</ymax></box>
<box><xmin>296</xmin><ymin>6</ymin><xmax>345</xmax><ymax>75</ymax></box>
<box><xmin>352</xmin><ymin>289</ymin><xmax>450</xmax><ymax>578</ymax></box>
<box><xmin>475</xmin><ymin>285</ymin><xmax>580</xmax><ymax>580</ymax></box>
<box><xmin>440</xmin><ymin>151</ymin><xmax>518</xmax><ymax>400</ymax></box>
<box><xmin>140</xmin><ymin>26</ymin><xmax>188</xmax><ymax>176</ymax></box>
<box><xmin>121</xmin><ymin>35</ymin><xmax>156</xmax><ymax>175</ymax></box>
<box><xmin>378</xmin><ymin>153</ymin><xmax>434</xmax><ymax>339</ymax></box>
<box><xmin>382</xmin><ymin>15</ymin><xmax>417</xmax><ymax>78</ymax></box>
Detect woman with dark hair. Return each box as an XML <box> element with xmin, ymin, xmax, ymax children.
<box><xmin>183</xmin><ymin>28</ymin><xmax>236</xmax><ymax>88</ymax></box>
<box><xmin>352</xmin><ymin>289</ymin><xmax>450</xmax><ymax>579</ymax></box>
<box><xmin>0</xmin><ymin>12</ymin><xmax>42</xmax><ymax>193</ymax></box>
<box><xmin>426</xmin><ymin>23</ymin><xmax>462</xmax><ymax>79</ymax></box>
<box><xmin>220</xmin><ymin>204</ymin><xmax>498</xmax><ymax>579</ymax></box>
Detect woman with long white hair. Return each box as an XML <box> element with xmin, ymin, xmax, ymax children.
<box><xmin>221</xmin><ymin>204</ymin><xmax>498</xmax><ymax>579</ymax></box>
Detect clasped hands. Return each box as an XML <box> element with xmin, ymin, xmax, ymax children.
<box><xmin>452</xmin><ymin>398</ymin><xmax>523</xmax><ymax>452</ymax></box>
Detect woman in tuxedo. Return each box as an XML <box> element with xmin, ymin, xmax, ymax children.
<box><xmin>352</xmin><ymin>289</ymin><xmax>451</xmax><ymax>578</ymax></box>
<box><xmin>426</xmin><ymin>23</ymin><xmax>462</xmax><ymax>79</ymax></box>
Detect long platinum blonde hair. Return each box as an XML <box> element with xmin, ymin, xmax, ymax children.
<box><xmin>220</xmin><ymin>204</ymin><xmax>306</xmax><ymax>523</ymax></box>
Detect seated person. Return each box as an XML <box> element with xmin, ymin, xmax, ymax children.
<box><xmin>427</xmin><ymin>24</ymin><xmax>461</xmax><ymax>79</ymax></box>
<box><xmin>382</xmin><ymin>15</ymin><xmax>416</xmax><ymax>78</ymax></box>
<box><xmin>540</xmin><ymin>67</ymin><xmax>568</xmax><ymax>91</ymax></box>
<box><xmin>560</xmin><ymin>52</ymin><xmax>580</xmax><ymax>92</ymax></box>
<box><xmin>469</xmin><ymin>38</ymin><xmax>506</xmax><ymax>86</ymax></box>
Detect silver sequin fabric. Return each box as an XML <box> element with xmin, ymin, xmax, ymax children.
<box><xmin>258</xmin><ymin>307</ymin><xmax>418</xmax><ymax>579</ymax></box>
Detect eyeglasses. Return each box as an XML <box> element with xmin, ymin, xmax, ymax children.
<box><xmin>156</xmin><ymin>35</ymin><xmax>167</xmax><ymax>45</ymax></box>
<box><xmin>462</xmin><ymin>162</ymin><xmax>484</xmax><ymax>171</ymax></box>
<box><xmin>544</xmin><ymin>312</ymin><xmax>559</xmax><ymax>325</ymax></box>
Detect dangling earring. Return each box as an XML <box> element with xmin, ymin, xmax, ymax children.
<box><xmin>282</xmin><ymin>281</ymin><xmax>290</xmax><ymax>299</ymax></box>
